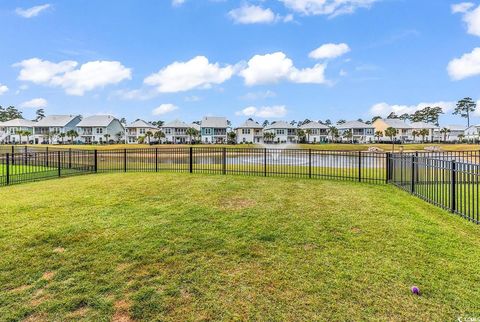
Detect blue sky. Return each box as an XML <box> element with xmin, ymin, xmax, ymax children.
<box><xmin>0</xmin><ymin>0</ymin><xmax>479</xmax><ymax>126</ymax></box>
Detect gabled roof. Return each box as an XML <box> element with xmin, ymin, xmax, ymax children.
<box><xmin>77</xmin><ymin>115</ymin><xmax>118</xmax><ymax>127</ymax></box>
<box><xmin>0</xmin><ymin>118</ymin><xmax>35</xmax><ymax>127</ymax></box>
<box><xmin>264</xmin><ymin>121</ymin><xmax>296</xmax><ymax>130</ymax></box>
<box><xmin>236</xmin><ymin>119</ymin><xmax>263</xmax><ymax>129</ymax></box>
<box><xmin>442</xmin><ymin>124</ymin><xmax>466</xmax><ymax>131</ymax></box>
<box><xmin>379</xmin><ymin>118</ymin><xmax>412</xmax><ymax>129</ymax></box>
<box><xmin>299</xmin><ymin>121</ymin><xmax>329</xmax><ymax>130</ymax></box>
<box><xmin>162</xmin><ymin>119</ymin><xmax>190</xmax><ymax>128</ymax></box>
<box><xmin>201</xmin><ymin>116</ymin><xmax>228</xmax><ymax>128</ymax></box>
<box><xmin>337</xmin><ymin>120</ymin><xmax>373</xmax><ymax>129</ymax></box>
<box><xmin>127</xmin><ymin>119</ymin><xmax>156</xmax><ymax>129</ymax></box>
<box><xmin>34</xmin><ymin>115</ymin><xmax>79</xmax><ymax>127</ymax></box>
<box><xmin>409</xmin><ymin>122</ymin><xmax>438</xmax><ymax>129</ymax></box>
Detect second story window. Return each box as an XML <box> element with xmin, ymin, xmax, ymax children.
<box><xmin>96</xmin><ymin>128</ymin><xmax>103</xmax><ymax>134</ymax></box>
<box><xmin>139</xmin><ymin>128</ymin><xmax>146</xmax><ymax>134</ymax></box>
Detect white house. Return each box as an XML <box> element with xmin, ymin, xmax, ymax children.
<box><xmin>126</xmin><ymin>119</ymin><xmax>158</xmax><ymax>144</ymax></box>
<box><xmin>337</xmin><ymin>121</ymin><xmax>375</xmax><ymax>143</ymax></box>
<box><xmin>433</xmin><ymin>125</ymin><xmax>466</xmax><ymax>142</ymax></box>
<box><xmin>0</xmin><ymin>118</ymin><xmax>35</xmax><ymax>144</ymax></box>
<box><xmin>200</xmin><ymin>117</ymin><xmax>229</xmax><ymax>143</ymax></box>
<box><xmin>76</xmin><ymin>115</ymin><xmax>124</xmax><ymax>144</ymax></box>
<box><xmin>33</xmin><ymin>115</ymin><xmax>82</xmax><ymax>144</ymax></box>
<box><xmin>161</xmin><ymin>120</ymin><xmax>198</xmax><ymax>144</ymax></box>
<box><xmin>464</xmin><ymin>125</ymin><xmax>480</xmax><ymax>142</ymax></box>
<box><xmin>372</xmin><ymin>118</ymin><xmax>412</xmax><ymax>142</ymax></box>
<box><xmin>263</xmin><ymin>121</ymin><xmax>297</xmax><ymax>144</ymax></box>
<box><xmin>235</xmin><ymin>119</ymin><xmax>263</xmax><ymax>144</ymax></box>
<box><xmin>410</xmin><ymin>122</ymin><xmax>439</xmax><ymax>142</ymax></box>
<box><xmin>299</xmin><ymin>121</ymin><xmax>329</xmax><ymax>143</ymax></box>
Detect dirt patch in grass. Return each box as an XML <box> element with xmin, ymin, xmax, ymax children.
<box><xmin>9</xmin><ymin>284</ymin><xmax>31</xmax><ymax>293</ymax></box>
<box><xmin>30</xmin><ymin>289</ymin><xmax>49</xmax><ymax>307</ymax></box>
<box><xmin>67</xmin><ymin>306</ymin><xmax>89</xmax><ymax>319</ymax></box>
<box><xmin>53</xmin><ymin>247</ymin><xmax>65</xmax><ymax>253</ymax></box>
<box><xmin>351</xmin><ymin>227</ymin><xmax>362</xmax><ymax>234</ymax></box>
<box><xmin>23</xmin><ymin>313</ymin><xmax>49</xmax><ymax>322</ymax></box>
<box><xmin>113</xmin><ymin>299</ymin><xmax>133</xmax><ymax>322</ymax></box>
<box><xmin>42</xmin><ymin>272</ymin><xmax>55</xmax><ymax>281</ymax></box>
<box><xmin>219</xmin><ymin>197</ymin><xmax>256</xmax><ymax>211</ymax></box>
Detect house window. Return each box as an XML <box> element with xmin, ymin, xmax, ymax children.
<box><xmin>139</xmin><ymin>128</ymin><xmax>146</xmax><ymax>134</ymax></box>
<box><xmin>242</xmin><ymin>129</ymin><xmax>250</xmax><ymax>134</ymax></box>
<box><xmin>165</xmin><ymin>128</ymin><xmax>171</xmax><ymax>134</ymax></box>
<box><xmin>205</xmin><ymin>128</ymin><xmax>212</xmax><ymax>135</ymax></box>
<box><xmin>276</xmin><ymin>129</ymin><xmax>285</xmax><ymax>135</ymax></box>
<box><xmin>96</xmin><ymin>128</ymin><xmax>104</xmax><ymax>134</ymax></box>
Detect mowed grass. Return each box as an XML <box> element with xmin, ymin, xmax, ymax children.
<box><xmin>0</xmin><ymin>174</ymin><xmax>479</xmax><ymax>321</ymax></box>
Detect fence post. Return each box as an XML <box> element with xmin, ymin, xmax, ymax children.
<box><xmin>94</xmin><ymin>149</ymin><xmax>98</xmax><ymax>173</ymax></box>
<box><xmin>451</xmin><ymin>160</ymin><xmax>456</xmax><ymax>213</ymax></box>
<box><xmin>410</xmin><ymin>154</ymin><xmax>415</xmax><ymax>194</ymax></box>
<box><xmin>68</xmin><ymin>148</ymin><xmax>72</xmax><ymax>169</ymax></box>
<box><xmin>189</xmin><ymin>147</ymin><xmax>193</xmax><ymax>173</ymax></box>
<box><xmin>46</xmin><ymin>147</ymin><xmax>49</xmax><ymax>167</ymax></box>
<box><xmin>57</xmin><ymin>151</ymin><xmax>61</xmax><ymax>177</ymax></box>
<box><xmin>6</xmin><ymin>153</ymin><xmax>10</xmax><ymax>185</ymax></box>
<box><xmin>124</xmin><ymin>149</ymin><xmax>127</xmax><ymax>172</ymax></box>
<box><xmin>358</xmin><ymin>151</ymin><xmax>362</xmax><ymax>182</ymax></box>
<box><xmin>11</xmin><ymin>146</ymin><xmax>14</xmax><ymax>165</ymax></box>
<box><xmin>308</xmin><ymin>149</ymin><xmax>312</xmax><ymax>179</ymax></box>
<box><xmin>222</xmin><ymin>147</ymin><xmax>226</xmax><ymax>175</ymax></box>
<box><xmin>264</xmin><ymin>148</ymin><xmax>267</xmax><ymax>177</ymax></box>
<box><xmin>385</xmin><ymin>152</ymin><xmax>390</xmax><ymax>184</ymax></box>
<box><xmin>155</xmin><ymin>148</ymin><xmax>159</xmax><ymax>172</ymax></box>
<box><xmin>24</xmin><ymin>146</ymin><xmax>27</xmax><ymax>166</ymax></box>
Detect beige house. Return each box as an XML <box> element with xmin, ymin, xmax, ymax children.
<box><xmin>372</xmin><ymin>118</ymin><xmax>412</xmax><ymax>142</ymax></box>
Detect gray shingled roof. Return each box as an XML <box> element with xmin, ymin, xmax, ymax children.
<box><xmin>299</xmin><ymin>121</ymin><xmax>329</xmax><ymax>130</ymax></box>
<box><xmin>264</xmin><ymin>121</ymin><xmax>296</xmax><ymax>130</ymax></box>
<box><xmin>77</xmin><ymin>115</ymin><xmax>118</xmax><ymax>127</ymax></box>
<box><xmin>236</xmin><ymin>119</ymin><xmax>263</xmax><ymax>129</ymax></box>
<box><xmin>409</xmin><ymin>122</ymin><xmax>438</xmax><ymax>130</ymax></box>
<box><xmin>0</xmin><ymin>118</ymin><xmax>35</xmax><ymax>127</ymax></box>
<box><xmin>443</xmin><ymin>124</ymin><xmax>466</xmax><ymax>131</ymax></box>
<box><xmin>381</xmin><ymin>119</ymin><xmax>412</xmax><ymax>128</ymax></box>
<box><xmin>201</xmin><ymin>116</ymin><xmax>228</xmax><ymax>128</ymax></box>
<box><xmin>337</xmin><ymin>120</ymin><xmax>373</xmax><ymax>130</ymax></box>
<box><xmin>127</xmin><ymin>119</ymin><xmax>156</xmax><ymax>129</ymax></box>
<box><xmin>162</xmin><ymin>119</ymin><xmax>190</xmax><ymax>128</ymax></box>
<box><xmin>34</xmin><ymin>115</ymin><xmax>79</xmax><ymax>127</ymax></box>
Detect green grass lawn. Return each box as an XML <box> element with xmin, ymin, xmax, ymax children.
<box><xmin>1</xmin><ymin>173</ymin><xmax>479</xmax><ymax>321</ymax></box>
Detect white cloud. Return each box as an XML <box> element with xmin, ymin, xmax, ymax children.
<box><xmin>152</xmin><ymin>103</ymin><xmax>179</xmax><ymax>115</ymax></box>
<box><xmin>15</xmin><ymin>4</ymin><xmax>51</xmax><ymax>18</ymax></box>
<box><xmin>369</xmin><ymin>101</ymin><xmax>455</xmax><ymax>117</ymax></box>
<box><xmin>228</xmin><ymin>4</ymin><xmax>277</xmax><ymax>24</ymax></box>
<box><xmin>447</xmin><ymin>47</ymin><xmax>480</xmax><ymax>80</ymax></box>
<box><xmin>239</xmin><ymin>52</ymin><xmax>327</xmax><ymax>85</ymax></box>
<box><xmin>14</xmin><ymin>58</ymin><xmax>131</xmax><ymax>95</ymax></box>
<box><xmin>144</xmin><ymin>56</ymin><xmax>234</xmax><ymax>93</ymax></box>
<box><xmin>20</xmin><ymin>98</ymin><xmax>48</xmax><ymax>109</ymax></box>
<box><xmin>0</xmin><ymin>84</ymin><xmax>8</xmax><ymax>95</ymax></box>
<box><xmin>309</xmin><ymin>43</ymin><xmax>350</xmax><ymax>59</ymax></box>
<box><xmin>452</xmin><ymin>2</ymin><xmax>475</xmax><ymax>13</ymax></box>
<box><xmin>236</xmin><ymin>105</ymin><xmax>287</xmax><ymax>118</ymax></box>
<box><xmin>172</xmin><ymin>0</ymin><xmax>185</xmax><ymax>6</ymax></box>
<box><xmin>453</xmin><ymin>3</ymin><xmax>480</xmax><ymax>36</ymax></box>
<box><xmin>241</xmin><ymin>90</ymin><xmax>277</xmax><ymax>100</ymax></box>
<box><xmin>280</xmin><ymin>0</ymin><xmax>378</xmax><ymax>17</ymax></box>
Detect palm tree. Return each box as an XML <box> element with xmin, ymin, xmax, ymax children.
<box><xmin>263</xmin><ymin>132</ymin><xmax>275</xmax><ymax>143</ymax></box>
<box><xmin>138</xmin><ymin>136</ymin><xmax>145</xmax><ymax>144</ymax></box>
<box><xmin>374</xmin><ymin>130</ymin><xmax>383</xmax><ymax>143</ymax></box>
<box><xmin>115</xmin><ymin>131</ymin><xmax>123</xmax><ymax>143</ymax></box>
<box><xmin>419</xmin><ymin>129</ymin><xmax>430</xmax><ymax>143</ymax></box>
<box><xmin>154</xmin><ymin>130</ymin><xmax>166</xmax><ymax>144</ymax></box>
<box><xmin>343</xmin><ymin>129</ymin><xmax>353</xmax><ymax>143</ymax></box>
<box><xmin>103</xmin><ymin>133</ymin><xmax>111</xmax><ymax>144</ymax></box>
<box><xmin>305</xmin><ymin>129</ymin><xmax>312</xmax><ymax>143</ymax></box>
<box><xmin>66</xmin><ymin>130</ymin><xmax>78</xmax><ymax>144</ymax></box>
<box><xmin>384</xmin><ymin>127</ymin><xmax>398</xmax><ymax>152</ymax></box>
<box><xmin>145</xmin><ymin>131</ymin><xmax>153</xmax><ymax>144</ymax></box>
<box><xmin>297</xmin><ymin>129</ymin><xmax>306</xmax><ymax>143</ymax></box>
<box><xmin>458</xmin><ymin>133</ymin><xmax>465</xmax><ymax>143</ymax></box>
<box><xmin>58</xmin><ymin>132</ymin><xmax>66</xmax><ymax>144</ymax></box>
<box><xmin>411</xmin><ymin>130</ymin><xmax>419</xmax><ymax>143</ymax></box>
<box><xmin>440</xmin><ymin>127</ymin><xmax>450</xmax><ymax>142</ymax></box>
<box><xmin>24</xmin><ymin>130</ymin><xmax>32</xmax><ymax>144</ymax></box>
<box><xmin>186</xmin><ymin>127</ymin><xmax>198</xmax><ymax>144</ymax></box>
<box><xmin>227</xmin><ymin>131</ymin><xmax>237</xmax><ymax>144</ymax></box>
<box><xmin>328</xmin><ymin>126</ymin><xmax>338</xmax><ymax>142</ymax></box>
<box><xmin>16</xmin><ymin>130</ymin><xmax>24</xmax><ymax>144</ymax></box>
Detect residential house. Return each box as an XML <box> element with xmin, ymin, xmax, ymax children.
<box><xmin>33</xmin><ymin>115</ymin><xmax>82</xmax><ymax>144</ymax></box>
<box><xmin>235</xmin><ymin>119</ymin><xmax>263</xmax><ymax>144</ymax></box>
<box><xmin>299</xmin><ymin>121</ymin><xmax>329</xmax><ymax>143</ymax></box>
<box><xmin>76</xmin><ymin>115</ymin><xmax>124</xmax><ymax>144</ymax></box>
<box><xmin>464</xmin><ymin>125</ymin><xmax>479</xmax><ymax>142</ymax></box>
<box><xmin>433</xmin><ymin>125</ymin><xmax>466</xmax><ymax>142</ymax></box>
<box><xmin>126</xmin><ymin>119</ymin><xmax>158</xmax><ymax>144</ymax></box>
<box><xmin>200</xmin><ymin>117</ymin><xmax>229</xmax><ymax>143</ymax></box>
<box><xmin>263</xmin><ymin>121</ymin><xmax>297</xmax><ymax>144</ymax></box>
<box><xmin>410</xmin><ymin>122</ymin><xmax>439</xmax><ymax>142</ymax></box>
<box><xmin>372</xmin><ymin>118</ymin><xmax>412</xmax><ymax>142</ymax></box>
<box><xmin>0</xmin><ymin>118</ymin><xmax>35</xmax><ymax>144</ymax></box>
<box><xmin>161</xmin><ymin>120</ymin><xmax>197</xmax><ymax>144</ymax></box>
<box><xmin>337</xmin><ymin>121</ymin><xmax>375</xmax><ymax>143</ymax></box>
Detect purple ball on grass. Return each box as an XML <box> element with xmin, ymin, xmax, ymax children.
<box><xmin>411</xmin><ymin>286</ymin><xmax>420</xmax><ymax>295</ymax></box>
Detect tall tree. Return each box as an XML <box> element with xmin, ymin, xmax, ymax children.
<box><xmin>399</xmin><ymin>113</ymin><xmax>410</xmax><ymax>121</ymax></box>
<box><xmin>35</xmin><ymin>109</ymin><xmax>45</xmax><ymax>121</ymax></box>
<box><xmin>0</xmin><ymin>106</ymin><xmax>22</xmax><ymax>122</ymax></box>
<box><xmin>262</xmin><ymin>120</ymin><xmax>270</xmax><ymax>127</ymax></box>
<box><xmin>453</xmin><ymin>97</ymin><xmax>476</xmax><ymax>127</ymax></box>
<box><xmin>387</xmin><ymin>112</ymin><xmax>398</xmax><ymax>119</ymax></box>
<box><xmin>371</xmin><ymin>116</ymin><xmax>382</xmax><ymax>123</ymax></box>
<box><xmin>337</xmin><ymin>119</ymin><xmax>346</xmax><ymax>125</ymax></box>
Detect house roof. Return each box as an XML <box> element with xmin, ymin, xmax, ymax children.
<box><xmin>162</xmin><ymin>119</ymin><xmax>190</xmax><ymax>128</ymax></box>
<box><xmin>190</xmin><ymin>123</ymin><xmax>201</xmax><ymax>131</ymax></box>
<box><xmin>34</xmin><ymin>115</ymin><xmax>79</xmax><ymax>127</ymax></box>
<box><xmin>409</xmin><ymin>122</ymin><xmax>438</xmax><ymax>129</ymax></box>
<box><xmin>77</xmin><ymin>115</ymin><xmax>118</xmax><ymax>127</ymax></box>
<box><xmin>264</xmin><ymin>121</ymin><xmax>296</xmax><ymax>130</ymax></box>
<box><xmin>442</xmin><ymin>124</ymin><xmax>466</xmax><ymax>131</ymax></box>
<box><xmin>337</xmin><ymin>120</ymin><xmax>373</xmax><ymax>129</ymax></box>
<box><xmin>0</xmin><ymin>118</ymin><xmax>35</xmax><ymax>127</ymax></box>
<box><xmin>380</xmin><ymin>119</ymin><xmax>412</xmax><ymax>129</ymax></box>
<box><xmin>236</xmin><ymin>119</ymin><xmax>263</xmax><ymax>129</ymax></box>
<box><xmin>127</xmin><ymin>119</ymin><xmax>156</xmax><ymax>129</ymax></box>
<box><xmin>201</xmin><ymin>116</ymin><xmax>228</xmax><ymax>128</ymax></box>
<box><xmin>299</xmin><ymin>121</ymin><xmax>329</xmax><ymax>130</ymax></box>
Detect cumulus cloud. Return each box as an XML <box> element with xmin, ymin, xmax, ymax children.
<box><xmin>0</xmin><ymin>84</ymin><xmax>8</xmax><ymax>95</ymax></box>
<box><xmin>239</xmin><ymin>52</ymin><xmax>327</xmax><ymax>85</ymax></box>
<box><xmin>370</xmin><ymin>101</ymin><xmax>456</xmax><ymax>117</ymax></box>
<box><xmin>152</xmin><ymin>103</ymin><xmax>179</xmax><ymax>115</ymax></box>
<box><xmin>280</xmin><ymin>0</ymin><xmax>378</xmax><ymax>17</ymax></box>
<box><xmin>144</xmin><ymin>56</ymin><xmax>234</xmax><ymax>93</ymax></box>
<box><xmin>447</xmin><ymin>47</ymin><xmax>480</xmax><ymax>80</ymax></box>
<box><xmin>309</xmin><ymin>43</ymin><xmax>350</xmax><ymax>59</ymax></box>
<box><xmin>15</xmin><ymin>4</ymin><xmax>51</xmax><ymax>18</ymax></box>
<box><xmin>236</xmin><ymin>105</ymin><xmax>287</xmax><ymax>118</ymax></box>
<box><xmin>172</xmin><ymin>0</ymin><xmax>185</xmax><ymax>7</ymax></box>
<box><xmin>452</xmin><ymin>3</ymin><xmax>480</xmax><ymax>36</ymax></box>
<box><xmin>14</xmin><ymin>58</ymin><xmax>131</xmax><ymax>95</ymax></box>
<box><xmin>228</xmin><ymin>4</ymin><xmax>277</xmax><ymax>24</ymax></box>
<box><xmin>20</xmin><ymin>98</ymin><xmax>48</xmax><ymax>109</ymax></box>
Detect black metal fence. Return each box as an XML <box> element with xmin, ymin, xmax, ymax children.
<box><xmin>389</xmin><ymin>153</ymin><xmax>479</xmax><ymax>224</ymax></box>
